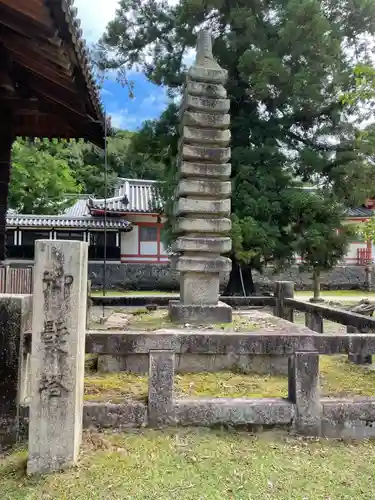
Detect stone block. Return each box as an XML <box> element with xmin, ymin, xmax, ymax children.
<box><xmin>180</xmin><ymin>161</ymin><xmax>231</xmax><ymax>179</ymax></box>
<box><xmin>288</xmin><ymin>351</ymin><xmax>321</xmax><ymax>436</ymax></box>
<box><xmin>180</xmin><ymin>272</ymin><xmax>220</xmax><ymax>305</ymax></box>
<box><xmin>186</xmin><ymin>81</ymin><xmax>227</xmax><ymax>98</ymax></box>
<box><xmin>183</xmin><ymin>95</ymin><xmax>230</xmax><ymax>113</ymax></box>
<box><xmin>182</xmin><ymin>126</ymin><xmax>231</xmax><ymax>146</ymax></box>
<box><xmin>174</xmin><ymin>255</ymin><xmax>232</xmax><ymax>274</ymax></box>
<box><xmin>182</xmin><ymin>144</ymin><xmax>231</xmax><ymax>164</ymax></box>
<box><xmin>169</xmin><ymin>300</ymin><xmax>232</xmax><ymax>323</ymax></box>
<box><xmin>27</xmin><ymin>240</ymin><xmax>88</xmax><ymax>475</ymax></box>
<box><xmin>0</xmin><ymin>294</ymin><xmax>32</xmax><ymax>450</ymax></box>
<box><xmin>175</xmin><ymin>217</ymin><xmax>232</xmax><ymax>234</ymax></box>
<box><xmin>188</xmin><ymin>65</ymin><xmax>228</xmax><ymax>83</ymax></box>
<box><xmin>174</xmin><ymin>236</ymin><xmax>231</xmax><ymax>254</ymax></box>
<box><xmin>148</xmin><ymin>350</ymin><xmax>175</xmax><ymax>427</ymax></box>
<box><xmin>177</xmin><ymin>197</ymin><xmax>230</xmax><ymax>216</ymax></box>
<box><xmin>178</xmin><ymin>179</ymin><xmax>231</xmax><ymax>198</ymax></box>
<box><xmin>182</xmin><ymin>110</ymin><xmax>230</xmax><ymax>129</ymax></box>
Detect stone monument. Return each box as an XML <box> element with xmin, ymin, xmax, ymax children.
<box><xmin>27</xmin><ymin>240</ymin><xmax>88</xmax><ymax>474</ymax></box>
<box><xmin>169</xmin><ymin>30</ymin><xmax>232</xmax><ymax>324</ymax></box>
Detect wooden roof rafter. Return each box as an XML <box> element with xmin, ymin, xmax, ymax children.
<box><xmin>0</xmin><ymin>0</ymin><xmax>107</xmax><ymax>146</ymax></box>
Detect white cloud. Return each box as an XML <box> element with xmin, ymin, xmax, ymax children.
<box><xmin>109</xmin><ymin>108</ymin><xmax>139</xmax><ymax>130</ymax></box>
<box><xmin>140</xmin><ymin>92</ymin><xmax>168</xmax><ymax>112</ymax></box>
<box><xmin>74</xmin><ymin>0</ymin><xmax>120</xmax><ymax>43</ymax></box>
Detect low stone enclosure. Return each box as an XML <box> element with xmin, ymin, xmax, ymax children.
<box><xmin>2</xmin><ymin>241</ymin><xmax>375</xmax><ymax>474</ymax></box>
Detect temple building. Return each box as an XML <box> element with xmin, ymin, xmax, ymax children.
<box><xmin>4</xmin><ymin>177</ymin><xmax>375</xmax><ymax>267</ymax></box>
<box><xmin>5</xmin><ymin>178</ymin><xmax>169</xmax><ymax>264</ymax></box>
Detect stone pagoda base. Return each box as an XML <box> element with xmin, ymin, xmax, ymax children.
<box><xmin>169</xmin><ymin>300</ymin><xmax>232</xmax><ymax>324</ymax></box>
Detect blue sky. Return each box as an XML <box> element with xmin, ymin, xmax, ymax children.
<box><xmin>74</xmin><ymin>0</ymin><xmax>168</xmax><ymax>131</ymax></box>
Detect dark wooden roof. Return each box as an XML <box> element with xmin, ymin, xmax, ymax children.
<box><xmin>0</xmin><ymin>0</ymin><xmax>106</xmax><ymax>146</ymax></box>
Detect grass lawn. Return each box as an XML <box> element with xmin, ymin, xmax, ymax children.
<box><xmin>3</xmin><ymin>358</ymin><xmax>375</xmax><ymax>497</ymax></box>
<box><xmin>84</xmin><ymin>355</ymin><xmax>375</xmax><ymax>403</ymax></box>
<box><xmin>1</xmin><ymin>429</ymin><xmax>375</xmax><ymax>499</ymax></box>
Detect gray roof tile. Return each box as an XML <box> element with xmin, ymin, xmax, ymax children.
<box><xmin>344</xmin><ymin>207</ymin><xmax>374</xmax><ymax>217</ymax></box>
<box><xmin>89</xmin><ymin>178</ymin><xmax>162</xmax><ymax>213</ymax></box>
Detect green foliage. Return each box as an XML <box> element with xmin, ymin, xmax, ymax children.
<box><xmin>9</xmin><ymin>129</ymin><xmax>164</xmax><ymax>215</ymax></box>
<box><xmin>360</xmin><ymin>215</ymin><xmax>375</xmax><ymax>243</ymax></box>
<box><xmin>341</xmin><ymin>64</ymin><xmax>375</xmax><ymax>105</ymax></box>
<box><xmin>98</xmin><ymin>0</ymin><xmax>375</xmax><ymax>290</ymax></box>
<box><xmin>292</xmin><ymin>194</ymin><xmax>354</xmax><ymax>272</ymax></box>
<box><xmin>9</xmin><ymin>139</ymin><xmax>81</xmax><ymax>214</ymax></box>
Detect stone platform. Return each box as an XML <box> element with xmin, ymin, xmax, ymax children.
<box><xmin>95</xmin><ymin>308</ymin><xmax>313</xmax><ymax>376</ymax></box>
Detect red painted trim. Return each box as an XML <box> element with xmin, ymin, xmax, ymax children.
<box><xmin>345</xmin><ymin>218</ymin><xmax>371</xmax><ymax>222</ymax></box>
<box><xmin>121</xmin><ymin>259</ymin><xmax>169</xmax><ymax>264</ymax></box>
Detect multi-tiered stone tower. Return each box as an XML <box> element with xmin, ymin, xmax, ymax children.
<box><xmin>169</xmin><ymin>30</ymin><xmax>232</xmax><ymax>324</ymax></box>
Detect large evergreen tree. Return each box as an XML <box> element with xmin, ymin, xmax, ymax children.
<box><xmin>97</xmin><ymin>0</ymin><xmax>375</xmax><ymax>293</ymax></box>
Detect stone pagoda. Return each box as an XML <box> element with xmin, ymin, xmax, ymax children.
<box><xmin>169</xmin><ymin>30</ymin><xmax>232</xmax><ymax>324</ymax></box>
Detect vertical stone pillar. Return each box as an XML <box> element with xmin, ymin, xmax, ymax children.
<box><xmin>27</xmin><ymin>240</ymin><xmax>88</xmax><ymax>475</ymax></box>
<box><xmin>347</xmin><ymin>325</ymin><xmax>372</xmax><ymax>365</ymax></box>
<box><xmin>0</xmin><ymin>295</ymin><xmax>32</xmax><ymax>449</ymax></box>
<box><xmin>169</xmin><ymin>30</ymin><xmax>232</xmax><ymax>324</ymax></box>
<box><xmin>305</xmin><ymin>311</ymin><xmax>323</xmax><ymax>333</ymax></box>
<box><xmin>148</xmin><ymin>350</ymin><xmax>175</xmax><ymax>427</ymax></box>
<box><xmin>274</xmin><ymin>281</ymin><xmax>294</xmax><ymax>321</ymax></box>
<box><xmin>288</xmin><ymin>351</ymin><xmax>321</xmax><ymax>436</ymax></box>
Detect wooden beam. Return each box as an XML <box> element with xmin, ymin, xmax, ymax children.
<box><xmin>0</xmin><ymin>27</ymin><xmax>72</xmax><ymax>72</ymax></box>
<box><xmin>0</xmin><ymin>0</ymin><xmax>51</xmax><ymax>29</ymax></box>
<box><xmin>0</xmin><ymin>2</ymin><xmax>53</xmax><ymax>39</ymax></box>
<box><xmin>13</xmin><ymin>64</ymin><xmax>85</xmax><ymax>115</ymax></box>
<box><xmin>2</xmin><ymin>38</ymin><xmax>76</xmax><ymax>92</ymax></box>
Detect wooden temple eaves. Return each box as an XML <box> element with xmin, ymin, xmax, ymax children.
<box><xmin>0</xmin><ymin>0</ymin><xmax>108</xmax><ymax>261</ymax></box>
<box><xmin>0</xmin><ymin>0</ymin><xmax>106</xmax><ymax>146</ymax></box>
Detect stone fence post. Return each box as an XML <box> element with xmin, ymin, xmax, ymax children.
<box><xmin>0</xmin><ymin>294</ymin><xmax>32</xmax><ymax>449</ymax></box>
<box><xmin>288</xmin><ymin>351</ymin><xmax>321</xmax><ymax>436</ymax></box>
<box><xmin>148</xmin><ymin>350</ymin><xmax>175</xmax><ymax>428</ymax></box>
<box><xmin>274</xmin><ymin>281</ymin><xmax>294</xmax><ymax>321</ymax></box>
<box><xmin>305</xmin><ymin>311</ymin><xmax>323</xmax><ymax>333</ymax></box>
<box><xmin>27</xmin><ymin>240</ymin><xmax>88</xmax><ymax>475</ymax></box>
<box><xmin>347</xmin><ymin>325</ymin><xmax>372</xmax><ymax>365</ymax></box>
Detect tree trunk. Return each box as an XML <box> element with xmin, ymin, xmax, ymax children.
<box><xmin>312</xmin><ymin>268</ymin><xmax>321</xmax><ymax>302</ymax></box>
<box><xmin>223</xmin><ymin>258</ymin><xmax>255</xmax><ymax>296</ymax></box>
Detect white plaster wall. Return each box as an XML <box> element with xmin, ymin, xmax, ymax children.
<box><xmin>121</xmin><ymin>225</ymin><xmax>138</xmax><ymax>255</ymax></box>
<box><xmin>140</xmin><ymin>241</ymin><xmax>158</xmax><ymax>255</ymax></box>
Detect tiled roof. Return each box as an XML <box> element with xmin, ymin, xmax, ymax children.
<box><xmin>48</xmin><ymin>0</ymin><xmax>106</xmax><ymax>133</ymax></box>
<box><xmin>5</xmin><ymin>179</ymin><xmax>163</xmax><ymax>228</ymax></box>
<box><xmin>89</xmin><ymin>178</ymin><xmax>163</xmax><ymax>213</ymax></box>
<box><xmin>6</xmin><ymin>214</ymin><xmax>131</xmax><ymax>230</ymax></box>
<box><xmin>345</xmin><ymin>207</ymin><xmax>374</xmax><ymax>217</ymax></box>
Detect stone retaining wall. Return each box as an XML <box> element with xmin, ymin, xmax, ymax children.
<box><xmin>87</xmin><ymin>262</ymin><xmax>371</xmax><ymax>291</ymax></box>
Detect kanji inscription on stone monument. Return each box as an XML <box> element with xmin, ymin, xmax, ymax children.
<box><xmin>39</xmin><ymin>319</ymin><xmax>69</xmax><ymax>398</ymax></box>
